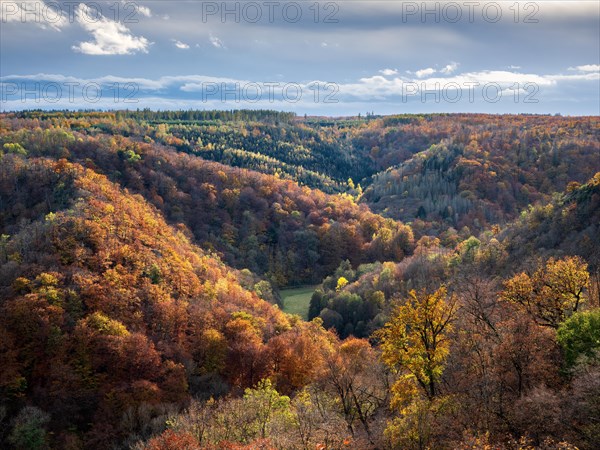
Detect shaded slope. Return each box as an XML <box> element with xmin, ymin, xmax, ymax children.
<box><xmin>499</xmin><ymin>172</ymin><xmax>600</xmax><ymax>269</ymax></box>
<box><xmin>361</xmin><ymin>115</ymin><xmax>600</xmax><ymax>233</ymax></box>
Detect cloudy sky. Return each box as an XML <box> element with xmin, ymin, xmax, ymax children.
<box><xmin>1</xmin><ymin>0</ymin><xmax>599</xmax><ymax>115</ymax></box>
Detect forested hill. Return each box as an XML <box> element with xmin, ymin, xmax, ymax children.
<box><xmin>8</xmin><ymin>111</ymin><xmax>598</xmax><ymax>236</ymax></box>
<box><xmin>2</xmin><ymin>112</ymin><xmax>599</xmax><ymax>279</ymax></box>
<box><xmin>0</xmin><ymin>156</ymin><xmax>302</xmax><ymax>445</ymax></box>
<box><xmin>498</xmin><ymin>171</ymin><xmax>600</xmax><ymax>269</ymax></box>
<box><xmin>305</xmin><ymin>171</ymin><xmax>600</xmax><ymax>340</ymax></box>
<box><xmin>0</xmin><ymin>113</ymin><xmax>414</xmax><ymax>286</ymax></box>
<box><xmin>359</xmin><ymin>115</ymin><xmax>599</xmax><ymax>234</ymax></box>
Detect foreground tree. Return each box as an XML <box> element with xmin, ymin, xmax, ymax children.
<box><xmin>379</xmin><ymin>286</ymin><xmax>458</xmax><ymax>403</ymax></box>
<box><xmin>502</xmin><ymin>256</ymin><xmax>590</xmax><ymax>328</ymax></box>
<box><xmin>378</xmin><ymin>286</ymin><xmax>459</xmax><ymax>449</ymax></box>
<box><xmin>321</xmin><ymin>337</ymin><xmax>389</xmax><ymax>440</ymax></box>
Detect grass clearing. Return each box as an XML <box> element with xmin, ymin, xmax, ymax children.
<box><xmin>281</xmin><ymin>286</ymin><xmax>317</xmax><ymax>320</ymax></box>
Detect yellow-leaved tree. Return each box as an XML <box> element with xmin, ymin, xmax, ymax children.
<box><xmin>379</xmin><ymin>286</ymin><xmax>458</xmax><ymax>405</ymax></box>
<box><xmin>502</xmin><ymin>256</ymin><xmax>589</xmax><ymax>328</ymax></box>
<box><xmin>378</xmin><ymin>286</ymin><xmax>459</xmax><ymax>449</ymax></box>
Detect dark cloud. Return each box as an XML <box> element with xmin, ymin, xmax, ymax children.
<box><xmin>1</xmin><ymin>1</ymin><xmax>598</xmax><ymax>114</ymax></box>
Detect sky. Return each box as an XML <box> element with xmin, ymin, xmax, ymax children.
<box><xmin>1</xmin><ymin>0</ymin><xmax>599</xmax><ymax>115</ymax></box>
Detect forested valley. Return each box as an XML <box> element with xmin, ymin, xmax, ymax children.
<box><xmin>0</xmin><ymin>110</ymin><xmax>599</xmax><ymax>449</ymax></box>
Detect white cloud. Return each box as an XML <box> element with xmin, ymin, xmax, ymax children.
<box><xmin>379</xmin><ymin>68</ymin><xmax>398</xmax><ymax>76</ymax></box>
<box><xmin>209</xmin><ymin>34</ymin><xmax>225</xmax><ymax>49</ymax></box>
<box><xmin>332</xmin><ymin>69</ymin><xmax>564</xmax><ymax>101</ymax></box>
<box><xmin>547</xmin><ymin>72</ymin><xmax>600</xmax><ymax>82</ymax></box>
<box><xmin>0</xmin><ymin>0</ymin><xmax>67</xmax><ymax>30</ymax></box>
<box><xmin>72</xmin><ymin>4</ymin><xmax>151</xmax><ymax>55</ymax></box>
<box><xmin>5</xmin><ymin>67</ymin><xmax>592</xmax><ymax>97</ymax></box>
<box><xmin>173</xmin><ymin>39</ymin><xmax>189</xmax><ymax>50</ymax></box>
<box><xmin>440</xmin><ymin>62</ymin><xmax>459</xmax><ymax>75</ymax></box>
<box><xmin>1</xmin><ymin>73</ymin><xmax>165</xmax><ymax>90</ymax></box>
<box><xmin>136</xmin><ymin>5</ymin><xmax>152</xmax><ymax>18</ymax></box>
<box><xmin>180</xmin><ymin>79</ymin><xmax>251</xmax><ymax>92</ymax></box>
<box><xmin>1</xmin><ymin>69</ymin><xmax>564</xmax><ymax>98</ymax></box>
<box><xmin>3</xmin><ymin>65</ymin><xmax>597</xmax><ymax>112</ymax></box>
<box><xmin>508</xmin><ymin>65</ymin><xmax>521</xmax><ymax>70</ymax></box>
<box><xmin>415</xmin><ymin>67</ymin><xmax>436</xmax><ymax>78</ymax></box>
<box><xmin>568</xmin><ymin>64</ymin><xmax>600</xmax><ymax>73</ymax></box>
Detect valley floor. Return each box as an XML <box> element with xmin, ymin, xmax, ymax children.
<box><xmin>281</xmin><ymin>286</ymin><xmax>317</xmax><ymax>320</ymax></box>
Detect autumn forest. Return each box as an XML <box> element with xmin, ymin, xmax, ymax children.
<box><xmin>0</xmin><ymin>110</ymin><xmax>599</xmax><ymax>450</ymax></box>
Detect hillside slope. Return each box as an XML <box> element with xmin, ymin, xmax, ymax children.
<box><xmin>361</xmin><ymin>116</ymin><xmax>599</xmax><ymax>233</ymax></box>
<box><xmin>0</xmin><ymin>155</ymin><xmax>319</xmax><ymax>448</ymax></box>
<box><xmin>0</xmin><ymin>115</ymin><xmax>414</xmax><ymax>285</ymax></box>
<box><xmin>499</xmin><ymin>172</ymin><xmax>600</xmax><ymax>270</ymax></box>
